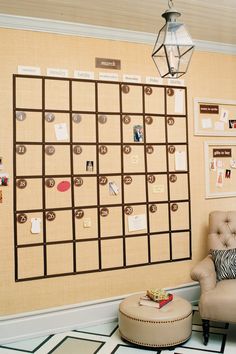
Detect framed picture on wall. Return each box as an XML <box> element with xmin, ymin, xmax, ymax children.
<box><xmin>204</xmin><ymin>141</ymin><xmax>236</xmax><ymax>198</ymax></box>
<box><xmin>194</xmin><ymin>98</ymin><xmax>236</xmax><ymax>136</ymax></box>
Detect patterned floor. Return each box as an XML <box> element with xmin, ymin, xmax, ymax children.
<box><xmin>0</xmin><ymin>308</ymin><xmax>235</xmax><ymax>354</ymax></box>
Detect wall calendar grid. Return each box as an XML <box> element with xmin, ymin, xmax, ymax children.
<box><xmin>13</xmin><ymin>74</ymin><xmax>192</xmax><ymax>281</ymax></box>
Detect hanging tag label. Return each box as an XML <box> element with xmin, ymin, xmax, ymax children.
<box><xmin>175</xmin><ymin>89</ymin><xmax>184</xmax><ymax>113</ymax></box>
<box><xmin>146</xmin><ymin>76</ymin><xmax>163</xmax><ymax>85</ymax></box>
<box><xmin>54</xmin><ymin>123</ymin><xmax>69</xmax><ymax>141</ymax></box>
<box><xmin>74</xmin><ymin>70</ymin><xmax>94</xmax><ymax>79</ymax></box>
<box><xmin>175</xmin><ymin>151</ymin><xmax>187</xmax><ymax>171</ymax></box>
<box><xmin>123</xmin><ymin>74</ymin><xmax>141</xmax><ymax>83</ymax></box>
<box><xmin>109</xmin><ymin>181</ymin><xmax>119</xmax><ymax>195</ymax></box>
<box><xmin>31</xmin><ymin>218</ymin><xmax>41</xmax><ymax>234</ymax></box>
<box><xmin>128</xmin><ymin>214</ymin><xmax>147</xmax><ymax>232</ymax></box>
<box><xmin>18</xmin><ymin>65</ymin><xmax>41</xmax><ymax>75</ymax></box>
<box><xmin>47</xmin><ymin>68</ymin><xmax>68</xmax><ymax>77</ymax></box>
<box><xmin>168</xmin><ymin>78</ymin><xmax>185</xmax><ymax>86</ymax></box>
<box><xmin>99</xmin><ymin>72</ymin><xmax>119</xmax><ymax>81</ymax></box>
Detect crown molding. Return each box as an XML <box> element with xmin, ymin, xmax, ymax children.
<box><xmin>194</xmin><ymin>39</ymin><xmax>236</xmax><ymax>55</ymax></box>
<box><xmin>0</xmin><ymin>13</ymin><xmax>236</xmax><ymax>55</ymax></box>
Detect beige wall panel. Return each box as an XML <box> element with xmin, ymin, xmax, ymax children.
<box><xmin>98</xmin><ymin>115</ymin><xmax>120</xmax><ymax>143</ymax></box>
<box><xmin>74</xmin><ymin>176</ymin><xmax>97</xmax><ymax>206</ymax></box>
<box><xmin>167</xmin><ymin>117</ymin><xmax>187</xmax><ymax>144</ymax></box>
<box><xmin>17</xmin><ymin>212</ymin><xmax>44</xmax><ymax>245</ymax></box>
<box><xmin>47</xmin><ymin>243</ymin><xmax>73</xmax><ymax>275</ymax></box>
<box><xmin>124</xmin><ymin>175</ymin><xmax>146</xmax><ymax>204</ymax></box>
<box><xmin>73</xmin><ymin>145</ymin><xmax>97</xmax><ymax>174</ymax></box>
<box><xmin>17</xmin><ymin>246</ymin><xmax>44</xmax><ymax>279</ymax></box>
<box><xmin>1</xmin><ymin>28</ymin><xmax>236</xmax><ymax>316</ymax></box>
<box><xmin>16</xmin><ymin>178</ymin><xmax>42</xmax><ymax>210</ymax></box>
<box><xmin>100</xmin><ymin>206</ymin><xmax>123</xmax><ymax>237</ymax></box>
<box><xmin>75</xmin><ymin>208</ymin><xmax>98</xmax><ymax>240</ymax></box>
<box><xmin>16</xmin><ymin>77</ymin><xmax>42</xmax><ymax>109</ymax></box>
<box><xmin>76</xmin><ymin>241</ymin><xmax>99</xmax><ymax>271</ymax></box>
<box><xmin>122</xmin><ymin>115</ymin><xmax>143</xmax><ymax>143</ymax></box>
<box><xmin>73</xmin><ymin>114</ymin><xmax>96</xmax><ymax>143</ymax></box>
<box><xmin>124</xmin><ymin>204</ymin><xmax>147</xmax><ymax>235</ymax></box>
<box><xmin>72</xmin><ymin>81</ymin><xmax>95</xmax><ymax>111</ymax></box>
<box><xmin>150</xmin><ymin>234</ymin><xmax>170</xmax><ymax>262</ymax></box>
<box><xmin>99</xmin><ymin>145</ymin><xmax>121</xmax><ymax>173</ymax></box>
<box><xmin>16</xmin><ymin>112</ymin><xmax>42</xmax><ymax>142</ymax></box>
<box><xmin>148</xmin><ymin>174</ymin><xmax>168</xmax><ymax>202</ymax></box>
<box><xmin>101</xmin><ymin>239</ymin><xmax>123</xmax><ymax>268</ymax></box>
<box><xmin>149</xmin><ymin>203</ymin><xmax>169</xmax><ymax>233</ymax></box>
<box><xmin>16</xmin><ymin>145</ymin><xmax>42</xmax><ymax>176</ymax></box>
<box><xmin>121</xmin><ymin>85</ymin><xmax>142</xmax><ymax>113</ymax></box>
<box><xmin>46</xmin><ymin>210</ymin><xmax>73</xmax><ymax>242</ymax></box>
<box><xmin>171</xmin><ymin>202</ymin><xmax>190</xmax><ymax>230</ymax></box>
<box><xmin>98</xmin><ymin>83</ymin><xmax>120</xmax><ymax>112</ymax></box>
<box><xmin>171</xmin><ymin>232</ymin><xmax>190</xmax><ymax>259</ymax></box>
<box><xmin>166</xmin><ymin>88</ymin><xmax>186</xmax><ymax>115</ymax></box>
<box><xmin>123</xmin><ymin>145</ymin><xmax>145</xmax><ymax>173</ymax></box>
<box><xmin>145</xmin><ymin>116</ymin><xmax>166</xmax><ymax>143</ymax></box>
<box><xmin>45</xmin><ymin>79</ymin><xmax>69</xmax><ymax>110</ymax></box>
<box><xmin>45</xmin><ymin>177</ymin><xmax>71</xmax><ymax>208</ymax></box>
<box><xmin>147</xmin><ymin>146</ymin><xmax>167</xmax><ymax>172</ymax></box>
<box><xmin>144</xmin><ymin>87</ymin><xmax>165</xmax><ymax>114</ymax></box>
<box><xmin>169</xmin><ymin>174</ymin><xmax>189</xmax><ymax>200</ymax></box>
<box><xmin>45</xmin><ymin>145</ymin><xmax>71</xmax><ymax>175</ymax></box>
<box><xmin>99</xmin><ymin>176</ymin><xmax>122</xmax><ymax>205</ymax></box>
<box><xmin>45</xmin><ymin>113</ymin><xmax>70</xmax><ymax>142</ymax></box>
<box><xmin>126</xmin><ymin>236</ymin><xmax>148</xmax><ymax>265</ymax></box>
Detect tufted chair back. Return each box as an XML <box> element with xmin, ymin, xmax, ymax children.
<box><xmin>208</xmin><ymin>211</ymin><xmax>236</xmax><ymax>251</ymax></box>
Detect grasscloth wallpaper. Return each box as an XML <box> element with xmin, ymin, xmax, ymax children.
<box><xmin>0</xmin><ymin>28</ymin><xmax>236</xmax><ymax>315</ymax></box>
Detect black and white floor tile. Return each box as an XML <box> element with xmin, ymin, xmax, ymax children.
<box><xmin>0</xmin><ymin>308</ymin><xmax>235</xmax><ymax>354</ymax></box>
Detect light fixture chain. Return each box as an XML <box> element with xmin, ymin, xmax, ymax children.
<box><xmin>168</xmin><ymin>0</ymin><xmax>174</xmax><ymax>9</ymax></box>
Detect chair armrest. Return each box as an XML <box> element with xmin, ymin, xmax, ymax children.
<box><xmin>191</xmin><ymin>255</ymin><xmax>217</xmax><ymax>293</ymax></box>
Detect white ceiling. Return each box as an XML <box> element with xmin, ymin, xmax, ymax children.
<box><xmin>0</xmin><ymin>0</ymin><xmax>236</xmax><ymax>45</ymax></box>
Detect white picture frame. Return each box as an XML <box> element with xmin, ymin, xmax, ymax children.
<box><xmin>204</xmin><ymin>141</ymin><xmax>236</xmax><ymax>199</ymax></box>
<box><xmin>194</xmin><ymin>97</ymin><xmax>236</xmax><ymax>136</ymax></box>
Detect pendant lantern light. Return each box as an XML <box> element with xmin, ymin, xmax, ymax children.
<box><xmin>152</xmin><ymin>0</ymin><xmax>195</xmax><ymax>78</ymax></box>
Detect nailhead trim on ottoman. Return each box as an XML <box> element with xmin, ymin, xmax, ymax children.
<box><xmin>118</xmin><ymin>293</ymin><xmax>192</xmax><ymax>348</ymax></box>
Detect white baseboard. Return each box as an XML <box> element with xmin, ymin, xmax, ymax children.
<box><xmin>0</xmin><ymin>282</ymin><xmax>200</xmax><ymax>344</ymax></box>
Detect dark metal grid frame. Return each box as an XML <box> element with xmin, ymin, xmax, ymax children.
<box><xmin>13</xmin><ymin>74</ymin><xmax>191</xmax><ymax>281</ymax></box>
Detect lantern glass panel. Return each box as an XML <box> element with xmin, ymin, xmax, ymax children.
<box><xmin>165</xmin><ymin>22</ymin><xmax>194</xmax><ymax>46</ymax></box>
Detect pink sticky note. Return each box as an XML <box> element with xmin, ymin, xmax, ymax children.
<box><xmin>57</xmin><ymin>181</ymin><xmax>70</xmax><ymax>192</ymax></box>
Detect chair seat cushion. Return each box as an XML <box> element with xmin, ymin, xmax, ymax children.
<box><xmin>200</xmin><ymin>279</ymin><xmax>236</xmax><ymax>323</ymax></box>
<box><xmin>210</xmin><ymin>248</ymin><xmax>236</xmax><ymax>280</ymax></box>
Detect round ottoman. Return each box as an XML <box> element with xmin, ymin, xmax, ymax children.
<box><xmin>119</xmin><ymin>293</ymin><xmax>192</xmax><ymax>348</ymax></box>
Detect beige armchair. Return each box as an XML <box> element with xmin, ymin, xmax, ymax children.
<box><xmin>191</xmin><ymin>211</ymin><xmax>236</xmax><ymax>345</ymax></box>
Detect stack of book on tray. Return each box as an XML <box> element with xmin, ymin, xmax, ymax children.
<box><xmin>139</xmin><ymin>289</ymin><xmax>173</xmax><ymax>309</ymax></box>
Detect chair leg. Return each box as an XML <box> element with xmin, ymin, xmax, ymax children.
<box><xmin>202</xmin><ymin>319</ymin><xmax>210</xmax><ymax>345</ymax></box>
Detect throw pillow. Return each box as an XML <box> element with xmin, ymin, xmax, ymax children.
<box><xmin>210</xmin><ymin>248</ymin><xmax>236</xmax><ymax>281</ymax></box>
